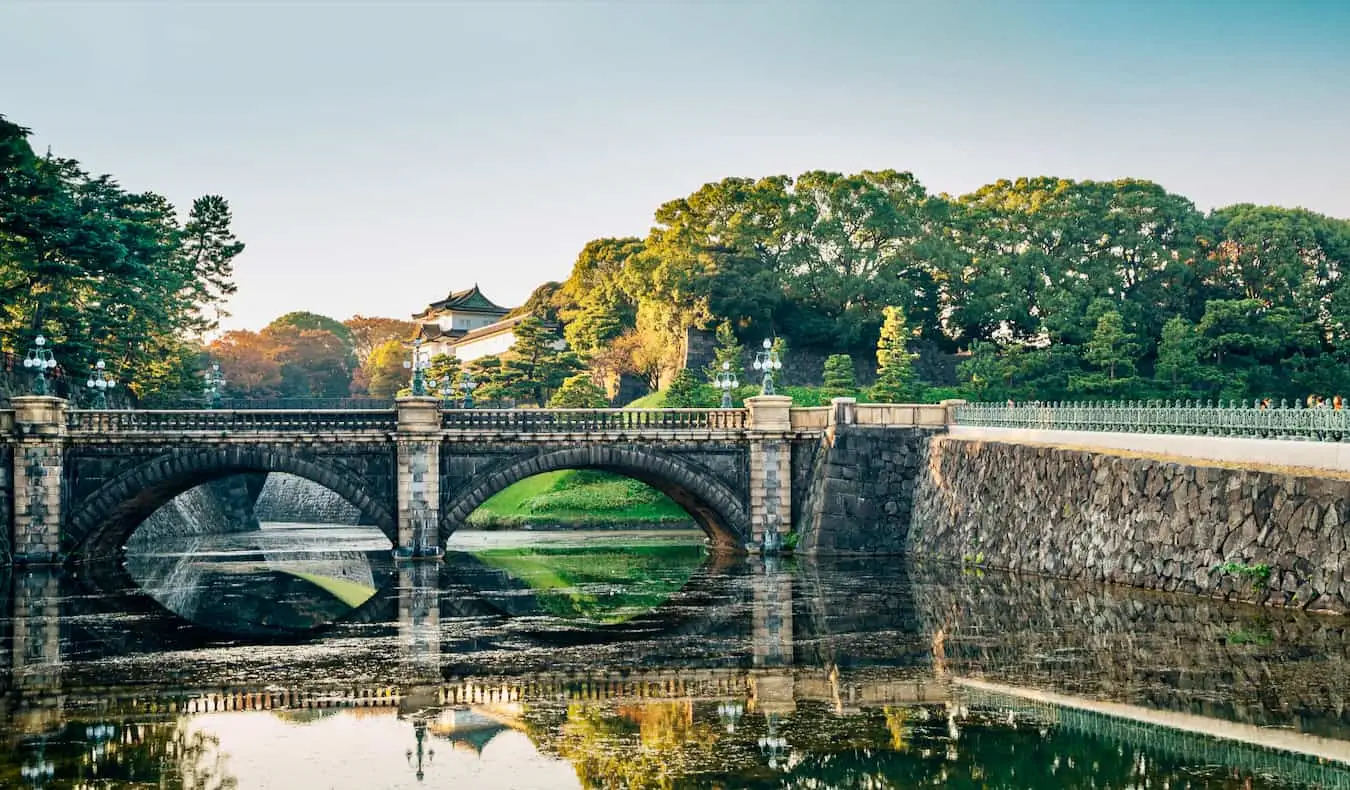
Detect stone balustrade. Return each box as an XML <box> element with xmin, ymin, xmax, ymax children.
<box><xmin>65</xmin><ymin>408</ymin><xmax>398</xmax><ymax>435</ymax></box>
<box><xmin>441</xmin><ymin>407</ymin><xmax>749</xmax><ymax>434</ymax></box>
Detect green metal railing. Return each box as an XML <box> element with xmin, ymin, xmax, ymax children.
<box><xmin>955</xmin><ymin>401</ymin><xmax>1350</xmax><ymax>441</ymax></box>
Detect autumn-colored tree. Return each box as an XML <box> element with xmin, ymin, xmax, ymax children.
<box><xmin>260</xmin><ymin>324</ymin><xmax>354</xmax><ymax>398</ymax></box>
<box><xmin>344</xmin><ymin>315</ymin><xmax>415</xmax><ymax>364</ymax></box>
<box><xmin>207</xmin><ymin>330</ymin><xmax>282</xmax><ymax>397</ymax></box>
<box><xmin>360</xmin><ymin>339</ymin><xmax>408</xmax><ymax>398</ymax></box>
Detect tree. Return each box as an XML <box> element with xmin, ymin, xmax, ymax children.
<box><xmin>499</xmin><ymin>316</ymin><xmax>582</xmax><ymax>405</ymax></box>
<box><xmin>663</xmin><ymin>368</ymin><xmax>713</xmax><ymax>408</ymax></box>
<box><xmin>344</xmin><ymin>316</ymin><xmax>414</xmax><ymax>364</ymax></box>
<box><xmin>426</xmin><ymin>352</ymin><xmax>460</xmax><ymax>396</ymax></box>
<box><xmin>268</xmin><ymin>311</ymin><xmax>354</xmax><ymax>350</ymax></box>
<box><xmin>871</xmin><ymin>306</ymin><xmax>918</xmax><ymax>402</ymax></box>
<box><xmin>958</xmin><ymin>341</ymin><xmax>1012</xmax><ymax>401</ymax></box>
<box><xmin>820</xmin><ymin>354</ymin><xmax>858</xmax><ymax>399</ymax></box>
<box><xmin>207</xmin><ymin>330</ymin><xmax>281</xmax><ymax>397</ymax></box>
<box><xmin>1154</xmin><ymin>317</ymin><xmax>1206</xmax><ymax>395</ymax></box>
<box><xmin>704</xmin><ymin>321</ymin><xmax>745</xmax><ymax>384</ymax></box>
<box><xmin>1082</xmin><ymin>310</ymin><xmax>1139</xmax><ymax>381</ymax></box>
<box><xmin>180</xmin><ymin>195</ymin><xmax>245</xmax><ymax>328</ymax></box>
<box><xmin>261</xmin><ymin>324</ymin><xmax>354</xmax><ymax>398</ymax></box>
<box><xmin>360</xmin><ymin>339</ymin><xmax>407</xmax><ymax>399</ymax></box>
<box><xmin>548</xmin><ymin>373</ymin><xmax>608</xmax><ymax>408</ymax></box>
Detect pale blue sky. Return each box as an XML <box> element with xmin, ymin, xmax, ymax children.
<box><xmin>3</xmin><ymin>1</ymin><xmax>1347</xmax><ymax>330</ymax></box>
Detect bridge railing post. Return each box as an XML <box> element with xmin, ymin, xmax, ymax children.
<box><xmin>9</xmin><ymin>397</ymin><xmax>67</xmax><ymax>565</ymax></box>
<box><xmin>394</xmin><ymin>397</ymin><xmax>444</xmax><ymax>559</ymax></box>
<box><xmin>746</xmin><ymin>395</ymin><xmax>794</xmax><ymax>553</ymax></box>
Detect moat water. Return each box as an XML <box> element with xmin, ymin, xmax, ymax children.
<box><xmin>4</xmin><ymin>525</ymin><xmax>1350</xmax><ymax>788</ymax></box>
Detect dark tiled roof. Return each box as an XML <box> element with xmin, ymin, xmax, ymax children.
<box><xmin>416</xmin><ymin>284</ymin><xmax>509</xmax><ymax>318</ymax></box>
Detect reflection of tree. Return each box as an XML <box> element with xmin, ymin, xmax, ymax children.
<box><xmin>545</xmin><ymin>701</ymin><xmax>721</xmax><ymax>789</ymax></box>
<box><xmin>0</xmin><ymin>718</ymin><xmax>238</xmax><ymax>789</ymax></box>
<box><xmin>172</xmin><ymin>722</ymin><xmax>238</xmax><ymax>790</ymax></box>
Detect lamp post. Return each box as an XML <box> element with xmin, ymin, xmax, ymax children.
<box><xmin>22</xmin><ymin>334</ymin><xmax>58</xmax><ymax>396</ymax></box>
<box><xmin>752</xmin><ymin>339</ymin><xmax>782</xmax><ymax>396</ymax></box>
<box><xmin>713</xmin><ymin>361</ymin><xmax>739</xmax><ymax>408</ymax></box>
<box><xmin>459</xmin><ymin>370</ymin><xmax>478</xmax><ymax>409</ymax></box>
<box><xmin>85</xmin><ymin>360</ymin><xmax>117</xmax><ymax>409</ymax></box>
<box><xmin>403</xmin><ymin>338</ymin><xmax>429</xmax><ymax>397</ymax></box>
<box><xmin>203</xmin><ymin>363</ymin><xmax>225</xmax><ymax>409</ymax></box>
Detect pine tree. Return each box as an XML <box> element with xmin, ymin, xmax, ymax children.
<box><xmin>1084</xmin><ymin>310</ymin><xmax>1139</xmax><ymax>381</ymax></box>
<box><xmin>548</xmin><ymin>373</ymin><xmax>609</xmax><ymax>407</ymax></box>
<box><xmin>705</xmin><ymin>321</ymin><xmax>745</xmax><ymax>383</ymax></box>
<box><xmin>870</xmin><ymin>306</ymin><xmax>918</xmax><ymax>402</ymax></box>
<box><xmin>820</xmin><ymin>354</ymin><xmax>857</xmax><ymax>399</ymax></box>
<box><xmin>664</xmin><ymin>368</ymin><xmax>711</xmax><ymax>407</ymax></box>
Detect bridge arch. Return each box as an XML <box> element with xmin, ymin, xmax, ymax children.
<box><xmin>441</xmin><ymin>446</ymin><xmax>750</xmax><ymax>549</ymax></box>
<box><xmin>65</xmin><ymin>446</ymin><xmax>396</xmax><ymax>560</ymax></box>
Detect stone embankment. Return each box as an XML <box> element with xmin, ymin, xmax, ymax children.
<box><xmin>909</xmin><ymin>437</ymin><xmax>1350</xmax><ymax>614</ymax></box>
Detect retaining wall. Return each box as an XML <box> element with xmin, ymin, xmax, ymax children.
<box><xmin>910</xmin><ymin>437</ymin><xmax>1350</xmax><ymax>614</ymax></box>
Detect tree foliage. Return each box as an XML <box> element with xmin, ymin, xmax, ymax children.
<box><xmin>871</xmin><ymin>307</ymin><xmax>918</xmax><ymax>402</ymax></box>
<box><xmin>820</xmin><ymin>354</ymin><xmax>858</xmax><ymax>399</ymax></box>
<box><xmin>0</xmin><ymin>115</ymin><xmax>242</xmax><ymax>400</ymax></box>
<box><xmin>548</xmin><ymin>373</ymin><xmax>609</xmax><ymax>408</ymax></box>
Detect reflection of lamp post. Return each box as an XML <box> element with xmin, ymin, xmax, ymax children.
<box><xmin>85</xmin><ymin>723</ymin><xmax>116</xmax><ymax>773</ymax></box>
<box><xmin>752</xmin><ymin>339</ymin><xmax>782</xmax><ymax>396</ymax></box>
<box><xmin>717</xmin><ymin>701</ymin><xmax>744</xmax><ymax>733</ymax></box>
<box><xmin>23</xmin><ymin>334</ymin><xmax>58</xmax><ymax>396</ymax></box>
<box><xmin>758</xmin><ymin>713</ymin><xmax>789</xmax><ymax>770</ymax></box>
<box><xmin>406</xmin><ymin>719</ymin><xmax>435</xmax><ymax>782</ymax></box>
<box><xmin>21</xmin><ymin>739</ymin><xmax>55</xmax><ymax>788</ymax></box>
<box><xmin>404</xmin><ymin>338</ymin><xmax>429</xmax><ymax>397</ymax></box>
<box><xmin>459</xmin><ymin>370</ymin><xmax>478</xmax><ymax>409</ymax></box>
<box><xmin>203</xmin><ymin>363</ymin><xmax>225</xmax><ymax>408</ymax></box>
<box><xmin>85</xmin><ymin>360</ymin><xmax>117</xmax><ymax>409</ymax></box>
<box><xmin>713</xmin><ymin>361</ymin><xmax>739</xmax><ymax>408</ymax></box>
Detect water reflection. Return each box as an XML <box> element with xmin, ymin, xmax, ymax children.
<box><xmin>5</xmin><ymin>540</ymin><xmax>1350</xmax><ymax>788</ymax></box>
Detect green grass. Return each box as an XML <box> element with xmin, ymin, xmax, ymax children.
<box><xmin>471</xmin><ymin>544</ymin><xmax>704</xmax><ymax>623</ymax></box>
<box><xmin>467</xmin><ymin>469</ymin><xmax>693</xmax><ymax>527</ymax></box>
<box><xmin>624</xmin><ymin>390</ymin><xmax>666</xmax><ymax>408</ymax></box>
<box><xmin>284</xmin><ymin>571</ymin><xmax>377</xmax><ymax>607</ymax></box>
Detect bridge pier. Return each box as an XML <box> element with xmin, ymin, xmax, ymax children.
<box><xmin>746</xmin><ymin>396</ymin><xmax>794</xmax><ymax>551</ymax></box>
<box><xmin>9</xmin><ymin>398</ymin><xmax>67</xmax><ymax>566</ymax></box>
<box><xmin>394</xmin><ymin>397</ymin><xmax>443</xmax><ymax>559</ymax></box>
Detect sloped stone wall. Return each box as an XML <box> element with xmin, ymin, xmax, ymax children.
<box><xmin>910</xmin><ymin>437</ymin><xmax>1350</xmax><ymax>614</ymax></box>
<box><xmin>797</xmin><ymin>426</ymin><xmax>940</xmax><ymax>553</ymax></box>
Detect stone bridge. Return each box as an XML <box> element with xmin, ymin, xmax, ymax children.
<box><xmin>0</xmin><ymin>396</ymin><xmax>953</xmax><ymax>564</ymax></box>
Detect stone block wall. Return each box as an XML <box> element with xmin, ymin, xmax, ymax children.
<box><xmin>796</xmin><ymin>426</ymin><xmax>940</xmax><ymax>554</ymax></box>
<box><xmin>0</xmin><ymin>446</ymin><xmax>10</xmax><ymax>563</ymax></box>
<box><xmin>911</xmin><ymin>437</ymin><xmax>1350</xmax><ymax>614</ymax></box>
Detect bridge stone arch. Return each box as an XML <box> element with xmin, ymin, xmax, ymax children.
<box><xmin>64</xmin><ymin>445</ymin><xmax>397</xmax><ymax>560</ymax></box>
<box><xmin>441</xmin><ymin>445</ymin><xmax>750</xmax><ymax>549</ymax></box>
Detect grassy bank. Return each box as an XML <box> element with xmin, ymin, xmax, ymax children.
<box><xmin>466</xmin><ymin>469</ymin><xmax>694</xmax><ymax>528</ymax></box>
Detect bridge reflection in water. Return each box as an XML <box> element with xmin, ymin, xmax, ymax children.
<box><xmin>4</xmin><ymin>554</ymin><xmax>1350</xmax><ymax>788</ymax></box>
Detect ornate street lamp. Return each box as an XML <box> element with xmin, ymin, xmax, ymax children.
<box><xmin>403</xmin><ymin>338</ymin><xmax>429</xmax><ymax>397</ymax></box>
<box><xmin>459</xmin><ymin>370</ymin><xmax>478</xmax><ymax>409</ymax></box>
<box><xmin>203</xmin><ymin>363</ymin><xmax>225</xmax><ymax>409</ymax></box>
<box><xmin>22</xmin><ymin>334</ymin><xmax>58</xmax><ymax>396</ymax></box>
<box><xmin>85</xmin><ymin>360</ymin><xmax>117</xmax><ymax>409</ymax></box>
<box><xmin>713</xmin><ymin>361</ymin><xmax>739</xmax><ymax>408</ymax></box>
<box><xmin>752</xmin><ymin>339</ymin><xmax>782</xmax><ymax>396</ymax></box>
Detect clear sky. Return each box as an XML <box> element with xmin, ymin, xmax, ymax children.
<box><xmin>3</xmin><ymin>0</ymin><xmax>1347</xmax><ymax>331</ymax></box>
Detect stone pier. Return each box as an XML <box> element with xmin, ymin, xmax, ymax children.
<box><xmin>395</xmin><ymin>397</ymin><xmax>443</xmax><ymax>558</ymax></box>
<box><xmin>10</xmin><ymin>398</ymin><xmax>66</xmax><ymax>565</ymax></box>
<box><xmin>746</xmin><ymin>396</ymin><xmax>794</xmax><ymax>551</ymax></box>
